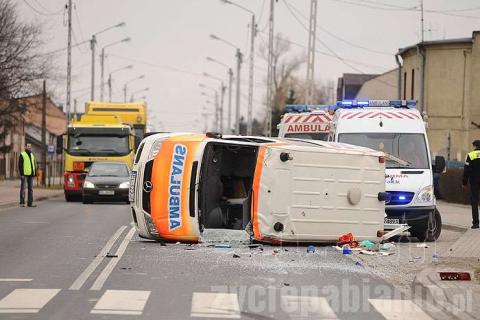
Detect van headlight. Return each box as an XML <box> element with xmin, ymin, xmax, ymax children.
<box><xmin>67</xmin><ymin>175</ymin><xmax>75</xmax><ymax>186</ymax></box>
<box><xmin>119</xmin><ymin>181</ymin><xmax>130</xmax><ymax>189</ymax></box>
<box><xmin>83</xmin><ymin>181</ymin><xmax>95</xmax><ymax>189</ymax></box>
<box><xmin>415</xmin><ymin>185</ymin><xmax>433</xmax><ymax>204</ymax></box>
<box><xmin>147</xmin><ymin>139</ymin><xmax>163</xmax><ymax>160</ymax></box>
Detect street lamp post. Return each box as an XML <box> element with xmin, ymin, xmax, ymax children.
<box><xmin>90</xmin><ymin>22</ymin><xmax>126</xmax><ymax>101</ymax></box>
<box><xmin>203</xmin><ymin>72</ymin><xmax>225</xmax><ymax>133</ymax></box>
<box><xmin>130</xmin><ymin>88</ymin><xmax>149</xmax><ymax>102</ymax></box>
<box><xmin>200</xmin><ymin>84</ymin><xmax>219</xmax><ymax>131</ymax></box>
<box><xmin>108</xmin><ymin>65</ymin><xmax>133</xmax><ymax>102</ymax></box>
<box><xmin>123</xmin><ymin>75</ymin><xmax>145</xmax><ymax>103</ymax></box>
<box><xmin>100</xmin><ymin>37</ymin><xmax>131</xmax><ymax>101</ymax></box>
<box><xmin>206</xmin><ymin>57</ymin><xmax>234</xmax><ymax>134</ymax></box>
<box><xmin>209</xmin><ymin>34</ymin><xmax>242</xmax><ymax>135</ymax></box>
<box><xmin>220</xmin><ymin>0</ymin><xmax>256</xmax><ymax>135</ymax></box>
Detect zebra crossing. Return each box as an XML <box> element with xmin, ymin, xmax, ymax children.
<box><xmin>0</xmin><ymin>286</ymin><xmax>435</xmax><ymax>319</ymax></box>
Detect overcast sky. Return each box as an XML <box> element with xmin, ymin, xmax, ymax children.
<box><xmin>16</xmin><ymin>0</ymin><xmax>480</xmax><ymax>132</ymax></box>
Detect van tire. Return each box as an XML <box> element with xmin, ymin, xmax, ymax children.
<box><xmin>65</xmin><ymin>193</ymin><xmax>76</xmax><ymax>202</ymax></box>
<box><xmin>412</xmin><ymin>209</ymin><xmax>442</xmax><ymax>242</ymax></box>
<box><xmin>82</xmin><ymin>197</ymin><xmax>92</xmax><ymax>204</ymax></box>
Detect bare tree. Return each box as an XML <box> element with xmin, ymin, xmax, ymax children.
<box><xmin>0</xmin><ymin>0</ymin><xmax>49</xmax><ymax>154</ymax></box>
<box><xmin>260</xmin><ymin>33</ymin><xmax>304</xmax><ymax>136</ymax></box>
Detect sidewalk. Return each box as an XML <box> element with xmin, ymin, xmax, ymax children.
<box><xmin>0</xmin><ymin>179</ymin><xmax>64</xmax><ymax>208</ymax></box>
<box><xmin>436</xmin><ymin>200</ymin><xmax>471</xmax><ymax>230</ymax></box>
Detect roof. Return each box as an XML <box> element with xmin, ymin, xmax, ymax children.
<box><xmin>15</xmin><ymin>95</ymin><xmax>67</xmax><ymax>136</ymax></box>
<box><xmin>398</xmin><ymin>37</ymin><xmax>473</xmax><ymax>56</ymax></box>
<box><xmin>341</xmin><ymin>73</ymin><xmax>378</xmax><ymax>86</ymax></box>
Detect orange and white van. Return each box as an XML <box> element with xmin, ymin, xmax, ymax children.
<box><xmin>129</xmin><ymin>133</ymin><xmax>386</xmax><ymax>243</ymax></box>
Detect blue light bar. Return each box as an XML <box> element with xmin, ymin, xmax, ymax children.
<box><xmin>335</xmin><ymin>100</ymin><xmax>417</xmax><ymax>109</ymax></box>
<box><xmin>284</xmin><ymin>104</ymin><xmax>329</xmax><ymax>113</ymax></box>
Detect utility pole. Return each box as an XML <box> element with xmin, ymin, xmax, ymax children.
<box><xmin>66</xmin><ymin>0</ymin><xmax>72</xmax><ymax>124</ymax></box>
<box><xmin>41</xmin><ymin>80</ymin><xmax>47</xmax><ymax>187</ymax></box>
<box><xmin>73</xmin><ymin>98</ymin><xmax>77</xmax><ymax>120</ymax></box>
<box><xmin>100</xmin><ymin>48</ymin><xmax>105</xmax><ymax>101</ymax></box>
<box><xmin>420</xmin><ymin>0</ymin><xmax>424</xmax><ymax>42</ymax></box>
<box><xmin>235</xmin><ymin>49</ymin><xmax>243</xmax><ymax>135</ymax></box>
<box><xmin>219</xmin><ymin>83</ymin><xmax>225</xmax><ymax>133</ymax></box>
<box><xmin>123</xmin><ymin>84</ymin><xmax>127</xmax><ymax>103</ymax></box>
<box><xmin>265</xmin><ymin>0</ymin><xmax>275</xmax><ymax>137</ymax></box>
<box><xmin>90</xmin><ymin>35</ymin><xmax>97</xmax><ymax>100</ymax></box>
<box><xmin>227</xmin><ymin>68</ymin><xmax>233</xmax><ymax>133</ymax></box>
<box><xmin>305</xmin><ymin>0</ymin><xmax>318</xmax><ymax>105</ymax></box>
<box><xmin>214</xmin><ymin>91</ymin><xmax>219</xmax><ymax>132</ymax></box>
<box><xmin>246</xmin><ymin>15</ymin><xmax>256</xmax><ymax>135</ymax></box>
<box><xmin>108</xmin><ymin>75</ymin><xmax>113</xmax><ymax>102</ymax></box>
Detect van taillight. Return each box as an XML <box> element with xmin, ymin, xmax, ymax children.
<box><xmin>379</xmin><ymin>156</ymin><xmax>385</xmax><ymax>163</ymax></box>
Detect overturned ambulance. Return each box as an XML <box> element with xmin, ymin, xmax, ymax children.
<box><xmin>129</xmin><ymin>133</ymin><xmax>387</xmax><ymax>243</ymax></box>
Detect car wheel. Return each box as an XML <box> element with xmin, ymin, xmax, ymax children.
<box><xmin>412</xmin><ymin>209</ymin><xmax>442</xmax><ymax>242</ymax></box>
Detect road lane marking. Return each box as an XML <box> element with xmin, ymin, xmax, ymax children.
<box><xmin>369</xmin><ymin>299</ymin><xmax>433</xmax><ymax>320</ymax></box>
<box><xmin>90</xmin><ymin>290</ymin><xmax>150</xmax><ymax>315</ymax></box>
<box><xmin>90</xmin><ymin>227</ymin><xmax>136</xmax><ymax>291</ymax></box>
<box><xmin>281</xmin><ymin>295</ymin><xmax>338</xmax><ymax>319</ymax></box>
<box><xmin>0</xmin><ymin>289</ymin><xmax>60</xmax><ymax>313</ymax></box>
<box><xmin>69</xmin><ymin>226</ymin><xmax>127</xmax><ymax>290</ymax></box>
<box><xmin>191</xmin><ymin>292</ymin><xmax>240</xmax><ymax>318</ymax></box>
<box><xmin>0</xmin><ymin>279</ymin><xmax>32</xmax><ymax>282</ymax></box>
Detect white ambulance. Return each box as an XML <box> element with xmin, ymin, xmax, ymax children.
<box><xmin>329</xmin><ymin>100</ymin><xmax>446</xmax><ymax>241</ymax></box>
<box><xmin>277</xmin><ymin>105</ymin><xmax>332</xmax><ymax>141</ymax></box>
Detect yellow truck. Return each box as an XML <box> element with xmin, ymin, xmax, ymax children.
<box><xmin>63</xmin><ymin>114</ymin><xmax>136</xmax><ymax>201</ymax></box>
<box><xmin>84</xmin><ymin>101</ymin><xmax>147</xmax><ymax>149</ymax></box>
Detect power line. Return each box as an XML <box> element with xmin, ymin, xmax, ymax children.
<box><xmin>285</xmin><ymin>1</ymin><xmax>393</xmax><ymax>56</ymax></box>
<box><xmin>282</xmin><ymin>0</ymin><xmax>396</xmax><ymax>88</ymax></box>
<box><xmin>329</xmin><ymin>0</ymin><xmax>480</xmax><ymax>20</ymax></box>
<box><xmin>31</xmin><ymin>0</ymin><xmax>64</xmax><ymax>15</ymax></box>
<box><xmin>22</xmin><ymin>0</ymin><xmax>64</xmax><ymax>16</ymax></box>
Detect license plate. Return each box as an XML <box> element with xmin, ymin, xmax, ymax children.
<box><xmin>99</xmin><ymin>190</ymin><xmax>115</xmax><ymax>195</ymax></box>
<box><xmin>129</xmin><ymin>171</ymin><xmax>137</xmax><ymax>202</ymax></box>
<box><xmin>384</xmin><ymin>218</ymin><xmax>400</xmax><ymax>225</ymax></box>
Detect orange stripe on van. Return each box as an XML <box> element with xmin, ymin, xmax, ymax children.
<box><xmin>251</xmin><ymin>146</ymin><xmax>266</xmax><ymax>240</ymax></box>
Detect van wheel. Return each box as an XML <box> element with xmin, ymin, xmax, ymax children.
<box><xmin>65</xmin><ymin>193</ymin><xmax>75</xmax><ymax>202</ymax></box>
<box><xmin>82</xmin><ymin>197</ymin><xmax>92</xmax><ymax>204</ymax></box>
<box><xmin>412</xmin><ymin>209</ymin><xmax>442</xmax><ymax>242</ymax></box>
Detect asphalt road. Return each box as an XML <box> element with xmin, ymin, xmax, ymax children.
<box><xmin>0</xmin><ymin>198</ymin><xmax>447</xmax><ymax>319</ymax></box>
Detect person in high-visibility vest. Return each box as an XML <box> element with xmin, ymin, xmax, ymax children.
<box><xmin>18</xmin><ymin>143</ymin><xmax>37</xmax><ymax>207</ymax></box>
<box><xmin>463</xmin><ymin>140</ymin><xmax>480</xmax><ymax>229</ymax></box>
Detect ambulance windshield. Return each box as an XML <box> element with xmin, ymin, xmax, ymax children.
<box><xmin>284</xmin><ymin>132</ymin><xmax>329</xmax><ymax>141</ymax></box>
<box><xmin>338</xmin><ymin>133</ymin><xmax>429</xmax><ymax>169</ymax></box>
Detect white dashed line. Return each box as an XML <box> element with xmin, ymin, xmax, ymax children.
<box><xmin>0</xmin><ymin>289</ymin><xmax>60</xmax><ymax>313</ymax></box>
<box><xmin>91</xmin><ymin>290</ymin><xmax>150</xmax><ymax>315</ymax></box>
<box><xmin>191</xmin><ymin>292</ymin><xmax>241</xmax><ymax>318</ymax></box>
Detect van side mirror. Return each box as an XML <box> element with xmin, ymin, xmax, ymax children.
<box><xmin>433</xmin><ymin>156</ymin><xmax>446</xmax><ymax>173</ymax></box>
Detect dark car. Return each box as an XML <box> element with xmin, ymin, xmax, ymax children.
<box><xmin>82</xmin><ymin>162</ymin><xmax>130</xmax><ymax>204</ymax></box>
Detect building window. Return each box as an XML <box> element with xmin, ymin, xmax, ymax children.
<box><xmin>403</xmin><ymin>71</ymin><xmax>407</xmax><ymax>99</ymax></box>
<box><xmin>411</xmin><ymin>69</ymin><xmax>415</xmax><ymax>99</ymax></box>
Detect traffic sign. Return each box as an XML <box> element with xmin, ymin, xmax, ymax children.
<box><xmin>47</xmin><ymin>145</ymin><xmax>55</xmax><ymax>154</ymax></box>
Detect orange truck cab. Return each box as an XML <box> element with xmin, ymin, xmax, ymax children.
<box><xmin>129</xmin><ymin>133</ymin><xmax>386</xmax><ymax>244</ymax></box>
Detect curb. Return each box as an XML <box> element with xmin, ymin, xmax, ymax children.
<box><xmin>443</xmin><ymin>223</ymin><xmax>469</xmax><ymax>232</ymax></box>
<box><xmin>413</xmin><ymin>265</ymin><xmax>478</xmax><ymax>320</ymax></box>
<box><xmin>0</xmin><ymin>193</ymin><xmax>63</xmax><ymax>210</ymax></box>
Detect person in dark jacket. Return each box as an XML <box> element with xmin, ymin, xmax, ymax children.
<box><xmin>18</xmin><ymin>143</ymin><xmax>37</xmax><ymax>207</ymax></box>
<box><xmin>462</xmin><ymin>140</ymin><xmax>480</xmax><ymax>229</ymax></box>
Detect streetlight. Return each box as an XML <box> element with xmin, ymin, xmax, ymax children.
<box><xmin>108</xmin><ymin>65</ymin><xmax>133</xmax><ymax>102</ymax></box>
<box><xmin>206</xmin><ymin>57</ymin><xmax>234</xmax><ymax>134</ymax></box>
<box><xmin>220</xmin><ymin>0</ymin><xmax>256</xmax><ymax>135</ymax></box>
<box><xmin>204</xmin><ymin>72</ymin><xmax>226</xmax><ymax>133</ymax></box>
<box><xmin>200</xmin><ymin>83</ymin><xmax>219</xmax><ymax>131</ymax></box>
<box><xmin>90</xmin><ymin>22</ymin><xmax>127</xmax><ymax>100</ymax></box>
<box><xmin>210</xmin><ymin>34</ymin><xmax>243</xmax><ymax>135</ymax></box>
<box><xmin>123</xmin><ymin>75</ymin><xmax>145</xmax><ymax>103</ymax></box>
<box><xmin>130</xmin><ymin>87</ymin><xmax>149</xmax><ymax>102</ymax></box>
<box><xmin>100</xmin><ymin>37</ymin><xmax>131</xmax><ymax>101</ymax></box>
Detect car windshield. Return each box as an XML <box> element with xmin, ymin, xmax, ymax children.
<box><xmin>338</xmin><ymin>133</ymin><xmax>430</xmax><ymax>169</ymax></box>
<box><xmin>284</xmin><ymin>132</ymin><xmax>329</xmax><ymax>141</ymax></box>
<box><xmin>89</xmin><ymin>163</ymin><xmax>129</xmax><ymax>177</ymax></box>
<box><xmin>68</xmin><ymin>135</ymin><xmax>129</xmax><ymax>156</ymax></box>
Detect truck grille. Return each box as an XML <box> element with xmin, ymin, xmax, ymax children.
<box><xmin>142</xmin><ymin>160</ymin><xmax>154</xmax><ymax>214</ymax></box>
